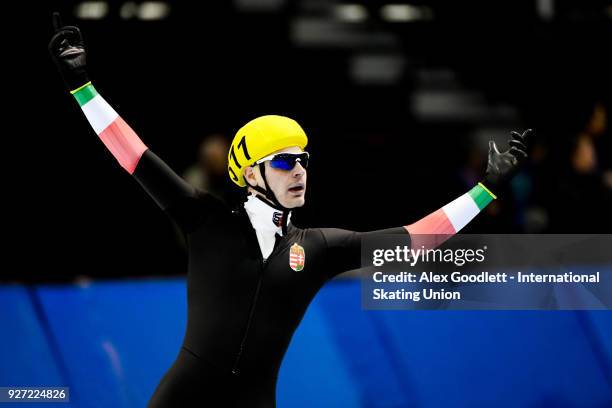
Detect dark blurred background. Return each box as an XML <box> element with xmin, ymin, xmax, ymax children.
<box><xmin>7</xmin><ymin>0</ymin><xmax>612</xmax><ymax>282</ymax></box>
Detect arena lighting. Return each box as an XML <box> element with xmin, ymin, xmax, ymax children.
<box><xmin>119</xmin><ymin>2</ymin><xmax>138</xmax><ymax>19</ymax></box>
<box><xmin>380</xmin><ymin>4</ymin><xmax>433</xmax><ymax>22</ymax></box>
<box><xmin>74</xmin><ymin>1</ymin><xmax>109</xmax><ymax>20</ymax></box>
<box><xmin>138</xmin><ymin>2</ymin><xmax>171</xmax><ymax>20</ymax></box>
<box><xmin>234</xmin><ymin>0</ymin><xmax>285</xmax><ymax>12</ymax></box>
<box><xmin>536</xmin><ymin>0</ymin><xmax>555</xmax><ymax>21</ymax></box>
<box><xmin>411</xmin><ymin>89</ymin><xmax>518</xmax><ymax>123</ymax></box>
<box><xmin>350</xmin><ymin>53</ymin><xmax>405</xmax><ymax>85</ymax></box>
<box><xmin>334</xmin><ymin>4</ymin><xmax>369</xmax><ymax>22</ymax></box>
<box><xmin>291</xmin><ymin>17</ymin><xmax>397</xmax><ymax>48</ymax></box>
<box><xmin>119</xmin><ymin>1</ymin><xmax>170</xmax><ymax>20</ymax></box>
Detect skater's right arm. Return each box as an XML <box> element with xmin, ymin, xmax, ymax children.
<box><xmin>49</xmin><ymin>13</ymin><xmax>217</xmax><ymax>231</ymax></box>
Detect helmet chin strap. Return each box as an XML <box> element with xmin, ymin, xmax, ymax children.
<box><xmin>245</xmin><ymin>163</ymin><xmax>291</xmax><ymax>234</ymax></box>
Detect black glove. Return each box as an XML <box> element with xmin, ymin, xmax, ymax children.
<box><xmin>48</xmin><ymin>12</ymin><xmax>90</xmax><ymax>91</ymax></box>
<box><xmin>482</xmin><ymin>129</ymin><xmax>531</xmax><ymax>192</ymax></box>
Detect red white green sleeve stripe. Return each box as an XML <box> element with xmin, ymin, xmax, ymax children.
<box><xmin>404</xmin><ymin>182</ymin><xmax>496</xmax><ymax>249</ymax></box>
<box><xmin>71</xmin><ymin>82</ymin><xmax>148</xmax><ymax>174</ymax></box>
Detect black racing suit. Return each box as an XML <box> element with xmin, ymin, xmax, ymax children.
<box><xmin>135</xmin><ymin>150</ymin><xmax>409</xmax><ymax>407</ymax></box>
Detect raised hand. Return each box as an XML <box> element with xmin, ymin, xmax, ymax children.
<box><xmin>48</xmin><ymin>12</ymin><xmax>90</xmax><ymax>90</ymax></box>
<box><xmin>483</xmin><ymin>129</ymin><xmax>531</xmax><ymax>191</ymax></box>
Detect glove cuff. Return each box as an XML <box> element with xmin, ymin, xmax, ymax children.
<box><xmin>65</xmin><ymin>69</ymin><xmax>90</xmax><ymax>93</ymax></box>
<box><xmin>482</xmin><ymin>171</ymin><xmax>505</xmax><ymax>193</ymax></box>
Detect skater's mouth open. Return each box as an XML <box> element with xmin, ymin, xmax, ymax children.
<box><xmin>288</xmin><ymin>183</ymin><xmax>305</xmax><ymax>194</ymax></box>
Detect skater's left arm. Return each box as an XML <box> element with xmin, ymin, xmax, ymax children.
<box><xmin>405</xmin><ymin>129</ymin><xmax>530</xmax><ymax>248</ymax></box>
<box><xmin>320</xmin><ymin>129</ymin><xmax>531</xmax><ymax>277</ymax></box>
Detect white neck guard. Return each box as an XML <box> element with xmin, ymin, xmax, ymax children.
<box><xmin>244</xmin><ymin>194</ymin><xmax>292</xmax><ymax>260</ymax></box>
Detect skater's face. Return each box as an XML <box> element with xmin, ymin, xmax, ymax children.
<box><xmin>245</xmin><ymin>146</ymin><xmax>307</xmax><ymax>208</ymax></box>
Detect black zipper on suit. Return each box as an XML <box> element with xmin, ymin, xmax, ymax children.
<box><xmin>232</xmin><ymin>258</ymin><xmax>265</xmax><ymax>375</ymax></box>
<box><xmin>231</xmin><ymin>207</ymin><xmax>286</xmax><ymax>375</ymax></box>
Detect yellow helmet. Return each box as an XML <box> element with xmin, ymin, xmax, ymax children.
<box><xmin>228</xmin><ymin>115</ymin><xmax>308</xmax><ymax>187</ymax></box>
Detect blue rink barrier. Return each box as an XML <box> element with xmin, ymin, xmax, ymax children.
<box><xmin>0</xmin><ymin>279</ymin><xmax>610</xmax><ymax>407</ymax></box>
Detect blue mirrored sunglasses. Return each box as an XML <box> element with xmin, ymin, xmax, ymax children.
<box><xmin>255</xmin><ymin>152</ymin><xmax>310</xmax><ymax>170</ymax></box>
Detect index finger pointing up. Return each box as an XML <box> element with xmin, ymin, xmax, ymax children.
<box><xmin>52</xmin><ymin>12</ymin><xmax>63</xmax><ymax>32</ymax></box>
